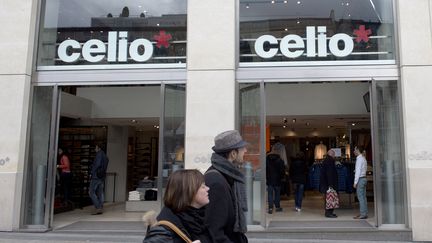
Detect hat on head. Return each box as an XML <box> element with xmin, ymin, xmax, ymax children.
<box><xmin>212</xmin><ymin>130</ymin><xmax>248</xmax><ymax>153</ymax></box>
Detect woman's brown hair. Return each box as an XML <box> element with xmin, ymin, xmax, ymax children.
<box><xmin>163</xmin><ymin>169</ymin><xmax>205</xmax><ymax>213</ymax></box>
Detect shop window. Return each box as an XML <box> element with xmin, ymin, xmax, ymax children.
<box><xmin>37</xmin><ymin>0</ymin><xmax>187</xmax><ymax>69</ymax></box>
<box><xmin>239</xmin><ymin>0</ymin><xmax>395</xmax><ymax>65</ymax></box>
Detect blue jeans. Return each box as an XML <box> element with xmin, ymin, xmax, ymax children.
<box><xmin>293</xmin><ymin>183</ymin><xmax>305</xmax><ymax>209</ymax></box>
<box><xmin>356</xmin><ymin>177</ymin><xmax>368</xmax><ymax>216</ymax></box>
<box><xmin>89</xmin><ymin>178</ymin><xmax>104</xmax><ymax>209</ymax></box>
<box><xmin>267</xmin><ymin>185</ymin><xmax>281</xmax><ymax>209</ymax></box>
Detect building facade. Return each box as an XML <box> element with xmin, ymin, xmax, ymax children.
<box><xmin>0</xmin><ymin>0</ymin><xmax>431</xmax><ymax>241</ymax></box>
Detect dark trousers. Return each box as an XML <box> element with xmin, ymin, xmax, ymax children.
<box><xmin>267</xmin><ymin>185</ymin><xmax>281</xmax><ymax>209</ymax></box>
<box><xmin>60</xmin><ymin>172</ymin><xmax>72</xmax><ymax>202</ymax></box>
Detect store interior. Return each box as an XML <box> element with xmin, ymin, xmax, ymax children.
<box><xmin>264</xmin><ymin>81</ymin><xmax>375</xmax><ymax>226</ymax></box>
<box><xmin>53</xmin><ymin>85</ymin><xmax>169</xmax><ymax>226</ymax></box>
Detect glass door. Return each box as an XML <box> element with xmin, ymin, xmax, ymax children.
<box><xmin>157</xmin><ymin>83</ymin><xmax>186</xmax><ymax>203</ymax></box>
<box><xmin>238</xmin><ymin>81</ymin><xmax>266</xmax><ymax>226</ymax></box>
<box><xmin>371</xmin><ymin>80</ymin><xmax>407</xmax><ymax>227</ymax></box>
<box><xmin>21</xmin><ymin>86</ymin><xmax>60</xmax><ymax>230</ymax></box>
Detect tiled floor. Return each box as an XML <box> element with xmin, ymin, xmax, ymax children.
<box><xmin>53</xmin><ymin>191</ymin><xmax>375</xmax><ymax>230</ymax></box>
<box><xmin>266</xmin><ymin>191</ymin><xmax>375</xmax><ymax>227</ymax></box>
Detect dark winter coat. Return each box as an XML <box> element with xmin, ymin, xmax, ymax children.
<box><xmin>319</xmin><ymin>156</ymin><xmax>339</xmax><ymax>193</ymax></box>
<box><xmin>143</xmin><ymin>206</ymin><xmax>214</xmax><ymax>243</ymax></box>
<box><xmin>266</xmin><ymin>154</ymin><xmax>286</xmax><ymax>186</ymax></box>
<box><xmin>290</xmin><ymin>158</ymin><xmax>307</xmax><ymax>185</ymax></box>
<box><xmin>205</xmin><ymin>164</ymin><xmax>248</xmax><ymax>243</ymax></box>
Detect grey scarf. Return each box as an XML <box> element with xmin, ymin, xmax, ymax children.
<box><xmin>210</xmin><ymin>153</ymin><xmax>248</xmax><ymax>233</ymax></box>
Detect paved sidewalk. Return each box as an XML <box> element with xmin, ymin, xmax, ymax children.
<box><xmin>0</xmin><ymin>232</ymin><xmax>416</xmax><ymax>243</ymax></box>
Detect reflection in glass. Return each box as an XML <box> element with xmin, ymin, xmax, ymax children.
<box><xmin>37</xmin><ymin>0</ymin><xmax>187</xmax><ymax>67</ymax></box>
<box><xmin>161</xmin><ymin>84</ymin><xmax>185</xmax><ymax>189</ymax></box>
<box><xmin>23</xmin><ymin>87</ymin><xmax>54</xmax><ymax>226</ymax></box>
<box><xmin>239</xmin><ymin>0</ymin><xmax>395</xmax><ymax>63</ymax></box>
<box><xmin>375</xmin><ymin>81</ymin><xmax>406</xmax><ymax>224</ymax></box>
<box><xmin>239</xmin><ymin>83</ymin><xmax>263</xmax><ymax>225</ymax></box>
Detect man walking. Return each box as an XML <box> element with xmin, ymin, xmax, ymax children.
<box><xmin>205</xmin><ymin>130</ymin><xmax>249</xmax><ymax>243</ymax></box>
<box><xmin>89</xmin><ymin>144</ymin><xmax>109</xmax><ymax>215</ymax></box>
<box><xmin>353</xmin><ymin>146</ymin><xmax>368</xmax><ymax>219</ymax></box>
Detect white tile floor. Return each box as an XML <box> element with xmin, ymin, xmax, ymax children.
<box><xmin>53</xmin><ymin>191</ymin><xmax>375</xmax><ymax>230</ymax></box>
<box><xmin>266</xmin><ymin>191</ymin><xmax>375</xmax><ymax>226</ymax></box>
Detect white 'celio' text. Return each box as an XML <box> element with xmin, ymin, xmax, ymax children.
<box><xmin>58</xmin><ymin>31</ymin><xmax>154</xmax><ymax>63</ymax></box>
<box><xmin>254</xmin><ymin>26</ymin><xmax>354</xmax><ymax>59</ymax></box>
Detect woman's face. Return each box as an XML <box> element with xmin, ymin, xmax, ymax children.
<box><xmin>191</xmin><ymin>183</ymin><xmax>209</xmax><ymax>209</ymax></box>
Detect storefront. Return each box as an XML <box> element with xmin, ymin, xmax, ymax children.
<box><xmin>2</xmin><ymin>0</ymin><xmax>432</xmax><ymax>241</ymax></box>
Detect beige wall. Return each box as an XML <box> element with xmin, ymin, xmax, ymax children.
<box><xmin>397</xmin><ymin>0</ymin><xmax>432</xmax><ymax>241</ymax></box>
<box><xmin>185</xmin><ymin>0</ymin><xmax>237</xmax><ymax>172</ymax></box>
<box><xmin>0</xmin><ymin>0</ymin><xmax>37</xmax><ymax>231</ymax></box>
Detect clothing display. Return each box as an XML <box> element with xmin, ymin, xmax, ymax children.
<box><xmin>314</xmin><ymin>142</ymin><xmax>327</xmax><ymax>160</ymax></box>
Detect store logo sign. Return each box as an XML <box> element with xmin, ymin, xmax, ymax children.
<box><xmin>58</xmin><ymin>31</ymin><xmax>155</xmax><ymax>63</ymax></box>
<box><xmin>254</xmin><ymin>26</ymin><xmax>354</xmax><ymax>59</ymax></box>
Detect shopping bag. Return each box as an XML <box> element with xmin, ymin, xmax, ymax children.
<box><xmin>325</xmin><ymin>187</ymin><xmax>339</xmax><ymax>209</ymax></box>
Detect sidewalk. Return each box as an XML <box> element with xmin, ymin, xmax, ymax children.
<box><xmin>0</xmin><ymin>231</ymin><xmax>416</xmax><ymax>243</ymax></box>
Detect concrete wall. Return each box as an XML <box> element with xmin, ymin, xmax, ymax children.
<box><xmin>185</xmin><ymin>0</ymin><xmax>237</xmax><ymax>172</ymax></box>
<box><xmin>0</xmin><ymin>0</ymin><xmax>37</xmax><ymax>231</ymax></box>
<box><xmin>397</xmin><ymin>0</ymin><xmax>432</xmax><ymax>241</ymax></box>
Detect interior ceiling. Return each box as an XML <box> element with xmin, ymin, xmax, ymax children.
<box><xmin>268</xmin><ymin>115</ymin><xmax>371</xmax><ymax>130</ymax></box>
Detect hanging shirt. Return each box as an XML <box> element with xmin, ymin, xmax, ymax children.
<box><xmin>354</xmin><ymin>154</ymin><xmax>367</xmax><ymax>185</ymax></box>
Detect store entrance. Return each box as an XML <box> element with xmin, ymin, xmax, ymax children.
<box><xmin>238</xmin><ymin>81</ymin><xmax>377</xmax><ymax>228</ymax></box>
<box><xmin>265</xmin><ymin>81</ymin><xmax>375</xmax><ymax>227</ymax></box>
<box><xmin>19</xmin><ymin>83</ymin><xmax>186</xmax><ymax>230</ymax></box>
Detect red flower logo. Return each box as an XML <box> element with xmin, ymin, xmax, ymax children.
<box><xmin>153</xmin><ymin>30</ymin><xmax>172</xmax><ymax>48</ymax></box>
<box><xmin>353</xmin><ymin>25</ymin><xmax>372</xmax><ymax>43</ymax></box>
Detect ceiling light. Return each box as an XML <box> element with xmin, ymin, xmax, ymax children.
<box><xmin>346</xmin><ymin>2</ymin><xmax>350</xmax><ymax>6</ymax></box>
<box><xmin>271</xmin><ymin>0</ymin><xmax>275</xmax><ymax>4</ymax></box>
<box><xmin>342</xmin><ymin>134</ymin><xmax>346</xmax><ymax>139</ymax></box>
<box><xmin>296</xmin><ymin>20</ymin><xmax>300</xmax><ymax>24</ymax></box>
<box><xmin>327</xmin><ymin>125</ymin><xmax>331</xmax><ymax>128</ymax></box>
<box><xmin>284</xmin><ymin>0</ymin><xmax>288</xmax><ymax>3</ymax></box>
<box><xmin>156</xmin><ymin>23</ymin><xmax>160</xmax><ymax>26</ymax></box>
<box><xmin>292</xmin><ymin>118</ymin><xmax>296</xmax><ymax>123</ymax></box>
<box><xmin>131</xmin><ymin>119</ymin><xmax>137</xmax><ymax>123</ymax></box>
<box><xmin>138</xmin><ymin>5</ymin><xmax>142</xmax><ymax>8</ymax></box>
<box><xmin>246</xmin><ymin>3</ymin><xmax>250</xmax><ymax>8</ymax></box>
<box><xmin>284</xmin><ymin>28</ymin><xmax>288</xmax><ymax>31</ymax></box>
<box><xmin>297</xmin><ymin>1</ymin><xmax>301</xmax><ymax>4</ymax></box>
<box><xmin>352</xmin><ymin>123</ymin><xmax>356</xmax><ymax>126</ymax></box>
<box><xmin>283</xmin><ymin>125</ymin><xmax>286</xmax><ymax>128</ymax></box>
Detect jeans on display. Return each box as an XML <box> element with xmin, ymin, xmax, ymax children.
<box><xmin>356</xmin><ymin>177</ymin><xmax>368</xmax><ymax>216</ymax></box>
<box><xmin>267</xmin><ymin>185</ymin><xmax>281</xmax><ymax>209</ymax></box>
<box><xmin>293</xmin><ymin>183</ymin><xmax>305</xmax><ymax>209</ymax></box>
<box><xmin>89</xmin><ymin>178</ymin><xmax>104</xmax><ymax>209</ymax></box>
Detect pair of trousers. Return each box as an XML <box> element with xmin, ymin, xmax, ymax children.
<box><xmin>293</xmin><ymin>183</ymin><xmax>305</xmax><ymax>209</ymax></box>
<box><xmin>60</xmin><ymin>172</ymin><xmax>72</xmax><ymax>202</ymax></box>
<box><xmin>267</xmin><ymin>185</ymin><xmax>281</xmax><ymax>209</ymax></box>
<box><xmin>356</xmin><ymin>177</ymin><xmax>368</xmax><ymax>216</ymax></box>
<box><xmin>89</xmin><ymin>178</ymin><xmax>104</xmax><ymax>209</ymax></box>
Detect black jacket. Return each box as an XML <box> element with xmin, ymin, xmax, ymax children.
<box><xmin>205</xmin><ymin>163</ymin><xmax>248</xmax><ymax>243</ymax></box>
<box><xmin>319</xmin><ymin>156</ymin><xmax>338</xmax><ymax>193</ymax></box>
<box><xmin>266</xmin><ymin>154</ymin><xmax>286</xmax><ymax>186</ymax></box>
<box><xmin>290</xmin><ymin>159</ymin><xmax>307</xmax><ymax>185</ymax></box>
<box><xmin>143</xmin><ymin>207</ymin><xmax>213</xmax><ymax>243</ymax></box>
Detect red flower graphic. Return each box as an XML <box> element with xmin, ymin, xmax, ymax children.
<box><xmin>353</xmin><ymin>25</ymin><xmax>372</xmax><ymax>43</ymax></box>
<box><xmin>153</xmin><ymin>30</ymin><xmax>172</xmax><ymax>48</ymax></box>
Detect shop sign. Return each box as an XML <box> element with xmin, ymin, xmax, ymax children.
<box><xmin>254</xmin><ymin>26</ymin><xmax>355</xmax><ymax>59</ymax></box>
<box><xmin>58</xmin><ymin>31</ymin><xmax>172</xmax><ymax>63</ymax></box>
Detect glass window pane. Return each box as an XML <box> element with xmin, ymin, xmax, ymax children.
<box><xmin>23</xmin><ymin>86</ymin><xmax>54</xmax><ymax>226</ymax></box>
<box><xmin>239</xmin><ymin>83</ymin><xmax>263</xmax><ymax>225</ymax></box>
<box><xmin>239</xmin><ymin>0</ymin><xmax>395</xmax><ymax>64</ymax></box>
<box><xmin>375</xmin><ymin>81</ymin><xmax>406</xmax><ymax>224</ymax></box>
<box><xmin>161</xmin><ymin>84</ymin><xmax>185</xmax><ymax>189</ymax></box>
<box><xmin>37</xmin><ymin>0</ymin><xmax>187</xmax><ymax>68</ymax></box>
